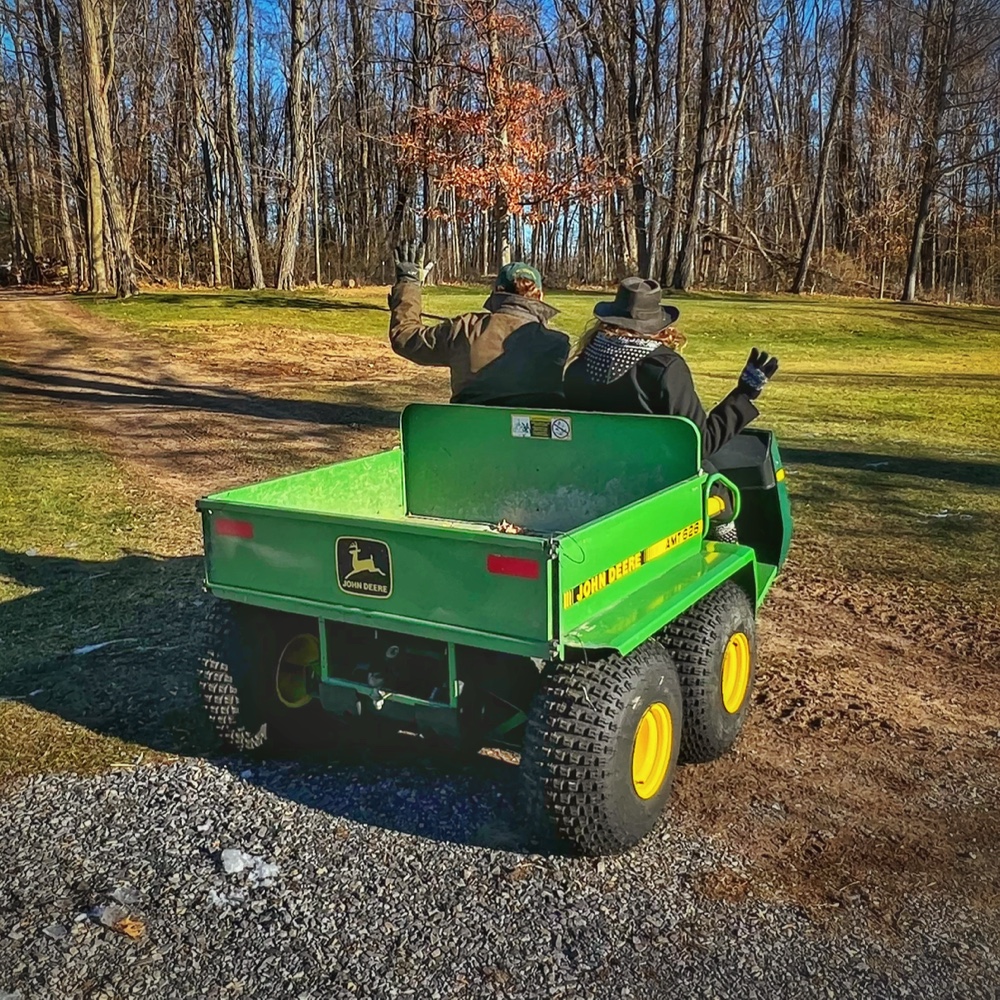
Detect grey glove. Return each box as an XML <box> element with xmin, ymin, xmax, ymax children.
<box><xmin>738</xmin><ymin>347</ymin><xmax>779</xmax><ymax>400</ymax></box>
<box><xmin>393</xmin><ymin>240</ymin><xmax>431</xmax><ymax>284</ymax></box>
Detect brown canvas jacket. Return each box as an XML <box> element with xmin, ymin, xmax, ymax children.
<box><xmin>388</xmin><ymin>281</ymin><xmax>570</xmax><ymax>406</ymax></box>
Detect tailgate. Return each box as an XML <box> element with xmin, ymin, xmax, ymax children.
<box><xmin>199</xmin><ymin>502</ymin><xmax>554</xmax><ymax>656</ymax></box>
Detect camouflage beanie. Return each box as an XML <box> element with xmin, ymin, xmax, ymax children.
<box><xmin>496</xmin><ymin>262</ymin><xmax>543</xmax><ymax>292</ymax></box>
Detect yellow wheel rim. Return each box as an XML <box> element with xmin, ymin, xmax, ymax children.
<box><xmin>721</xmin><ymin>632</ymin><xmax>751</xmax><ymax>714</ymax></box>
<box><xmin>631</xmin><ymin>702</ymin><xmax>673</xmax><ymax>800</ymax></box>
<box><xmin>275</xmin><ymin>634</ymin><xmax>320</xmax><ymax>709</ymax></box>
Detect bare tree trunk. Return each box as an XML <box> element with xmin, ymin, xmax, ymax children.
<box><xmin>216</xmin><ymin>0</ymin><xmax>265</xmax><ymax>288</ymax></box>
<box><xmin>275</xmin><ymin>0</ymin><xmax>308</xmax><ymax>289</ymax></box>
<box><xmin>32</xmin><ymin>0</ymin><xmax>78</xmax><ymax>285</ymax></box>
<box><xmin>663</xmin><ymin>0</ymin><xmax>690</xmax><ymax>285</ymax></box>
<box><xmin>492</xmin><ymin>191</ymin><xmax>511</xmax><ymax>274</ymax></box>
<box><xmin>10</xmin><ymin>0</ymin><xmax>43</xmax><ymax>273</ymax></box>
<box><xmin>950</xmin><ymin>168</ymin><xmax>964</xmax><ymax>300</ymax></box>
<box><xmin>791</xmin><ymin>0</ymin><xmax>860</xmax><ymax>293</ymax></box>
<box><xmin>626</xmin><ymin>2</ymin><xmax>650</xmax><ymax>277</ymax></box>
<box><xmin>673</xmin><ymin>0</ymin><xmax>717</xmax><ymax>291</ymax></box>
<box><xmin>246</xmin><ymin>0</ymin><xmax>266</xmax><ymax>240</ymax></box>
<box><xmin>81</xmin><ymin>78</ymin><xmax>108</xmax><ymax>291</ymax></box>
<box><xmin>182</xmin><ymin>0</ymin><xmax>221</xmax><ymax>286</ymax></box>
<box><xmin>487</xmin><ymin>10</ymin><xmax>511</xmax><ymax>273</ymax></box>
<box><xmin>903</xmin><ymin>0</ymin><xmax>958</xmax><ymax>303</ymax></box>
<box><xmin>43</xmin><ymin>0</ymin><xmax>88</xmax><ymax>284</ymax></box>
<box><xmin>195</xmin><ymin>122</ymin><xmax>223</xmax><ymax>286</ymax></box>
<box><xmin>415</xmin><ymin>0</ymin><xmax>440</xmax><ymax>275</ymax></box>
<box><xmin>0</xmin><ymin>129</ymin><xmax>31</xmax><ymax>268</ymax></box>
<box><xmin>79</xmin><ymin>0</ymin><xmax>138</xmax><ymax>297</ymax></box>
<box><xmin>346</xmin><ymin>0</ymin><xmax>372</xmax><ymax>273</ymax></box>
<box><xmin>310</xmin><ymin>84</ymin><xmax>321</xmax><ymax>284</ymax></box>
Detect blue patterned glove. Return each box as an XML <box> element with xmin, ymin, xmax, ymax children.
<box><xmin>738</xmin><ymin>347</ymin><xmax>779</xmax><ymax>399</ymax></box>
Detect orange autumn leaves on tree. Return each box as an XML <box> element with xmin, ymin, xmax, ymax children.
<box><xmin>398</xmin><ymin>0</ymin><xmax>611</xmax><ymax>223</ymax></box>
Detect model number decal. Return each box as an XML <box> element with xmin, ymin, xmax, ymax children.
<box><xmin>562</xmin><ymin>520</ymin><xmax>703</xmax><ymax>610</ymax></box>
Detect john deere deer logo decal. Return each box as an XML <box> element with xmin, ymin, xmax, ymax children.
<box><xmin>336</xmin><ymin>537</ymin><xmax>392</xmax><ymax>598</ymax></box>
<box><xmin>345</xmin><ymin>541</ymin><xmax>385</xmax><ymax>580</ymax></box>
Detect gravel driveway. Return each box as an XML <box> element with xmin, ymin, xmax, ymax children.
<box><xmin>2</xmin><ymin>755</ymin><xmax>996</xmax><ymax>1000</ymax></box>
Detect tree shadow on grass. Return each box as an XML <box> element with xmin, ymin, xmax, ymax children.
<box><xmin>667</xmin><ymin>291</ymin><xmax>1000</xmax><ymax>332</ymax></box>
<box><xmin>93</xmin><ymin>292</ymin><xmax>391</xmax><ymax>314</ymax></box>
<box><xmin>787</xmin><ymin>372</ymin><xmax>1000</xmax><ymax>387</ymax></box>
<box><xmin>781</xmin><ymin>455</ymin><xmax>999</xmax><ymax>606</ymax></box>
<box><xmin>0</xmin><ymin>548</ymin><xmax>214</xmax><ymax>760</ymax></box>
<box><xmin>782</xmin><ymin>446</ymin><xmax>1000</xmax><ymax>488</ymax></box>
<box><xmin>888</xmin><ymin>303</ymin><xmax>1000</xmax><ymax>333</ymax></box>
<box><xmin>0</xmin><ymin>361</ymin><xmax>400</xmax><ymax>430</ymax></box>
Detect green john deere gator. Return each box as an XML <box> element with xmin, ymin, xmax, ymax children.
<box><xmin>196</xmin><ymin>403</ymin><xmax>791</xmax><ymax>855</ymax></box>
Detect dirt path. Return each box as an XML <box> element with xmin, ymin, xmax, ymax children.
<box><xmin>2</xmin><ymin>290</ymin><xmax>998</xmax><ymax>925</ymax></box>
<box><xmin>0</xmin><ymin>290</ymin><xmax>444</xmax><ymax>506</ymax></box>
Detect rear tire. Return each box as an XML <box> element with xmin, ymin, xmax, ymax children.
<box><xmin>198</xmin><ymin>600</ymin><xmax>332</xmax><ymax>753</ymax></box>
<box><xmin>659</xmin><ymin>583</ymin><xmax>756</xmax><ymax>763</ymax></box>
<box><xmin>520</xmin><ymin>642</ymin><xmax>682</xmax><ymax>856</ymax></box>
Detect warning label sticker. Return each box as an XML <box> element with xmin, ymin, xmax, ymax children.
<box><xmin>512</xmin><ymin>414</ymin><xmax>573</xmax><ymax>441</ymax></box>
<box><xmin>562</xmin><ymin>519</ymin><xmax>703</xmax><ymax>610</ymax></box>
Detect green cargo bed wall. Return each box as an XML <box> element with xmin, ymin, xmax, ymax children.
<box><xmin>401</xmin><ymin>404</ymin><xmax>702</xmax><ymax>533</ymax></box>
<box><xmin>203</xmin><ymin>450</ymin><xmax>406</xmax><ymax>519</ymax></box>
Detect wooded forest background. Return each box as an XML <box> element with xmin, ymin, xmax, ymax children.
<box><xmin>1</xmin><ymin>0</ymin><xmax>999</xmax><ymax>301</ymax></box>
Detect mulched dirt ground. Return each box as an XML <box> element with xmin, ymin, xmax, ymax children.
<box><xmin>2</xmin><ymin>289</ymin><xmax>997</xmax><ymax>928</ymax></box>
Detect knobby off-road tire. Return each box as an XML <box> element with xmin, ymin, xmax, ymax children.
<box><xmin>198</xmin><ymin>599</ymin><xmax>331</xmax><ymax>754</ymax></box>
<box><xmin>708</xmin><ymin>520</ymin><xmax>739</xmax><ymax>544</ymax></box>
<box><xmin>659</xmin><ymin>583</ymin><xmax>756</xmax><ymax>764</ymax></box>
<box><xmin>520</xmin><ymin>642</ymin><xmax>683</xmax><ymax>856</ymax></box>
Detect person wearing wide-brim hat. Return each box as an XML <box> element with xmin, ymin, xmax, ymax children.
<box><xmin>563</xmin><ymin>277</ymin><xmax>778</xmax><ymax>459</ymax></box>
<box><xmin>388</xmin><ymin>242</ymin><xmax>570</xmax><ymax>407</ymax></box>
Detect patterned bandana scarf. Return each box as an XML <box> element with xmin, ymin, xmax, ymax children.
<box><xmin>583</xmin><ymin>331</ymin><xmax>660</xmax><ymax>384</ymax></box>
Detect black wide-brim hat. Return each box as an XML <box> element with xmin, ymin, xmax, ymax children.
<box><xmin>593</xmin><ymin>277</ymin><xmax>680</xmax><ymax>334</ymax></box>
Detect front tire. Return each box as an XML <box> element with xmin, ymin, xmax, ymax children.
<box><xmin>520</xmin><ymin>642</ymin><xmax>683</xmax><ymax>856</ymax></box>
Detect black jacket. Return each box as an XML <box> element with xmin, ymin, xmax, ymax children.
<box><xmin>563</xmin><ymin>345</ymin><xmax>758</xmax><ymax>458</ymax></box>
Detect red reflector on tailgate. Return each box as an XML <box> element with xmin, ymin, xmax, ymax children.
<box><xmin>487</xmin><ymin>554</ymin><xmax>540</xmax><ymax>580</ymax></box>
<box><xmin>215</xmin><ymin>518</ymin><xmax>254</xmax><ymax>539</ymax></box>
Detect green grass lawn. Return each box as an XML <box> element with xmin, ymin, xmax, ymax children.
<box><xmin>2</xmin><ymin>286</ymin><xmax>995</xmax><ymax>782</ymax></box>
<box><xmin>82</xmin><ymin>285</ymin><xmax>999</xmax><ymax>455</ymax></box>
<box><xmin>79</xmin><ymin>285</ymin><xmax>1000</xmax><ymax>616</ymax></box>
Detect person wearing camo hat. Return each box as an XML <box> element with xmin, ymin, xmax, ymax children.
<box><xmin>388</xmin><ymin>241</ymin><xmax>570</xmax><ymax>408</ymax></box>
<box><xmin>563</xmin><ymin>277</ymin><xmax>779</xmax><ymax>459</ymax></box>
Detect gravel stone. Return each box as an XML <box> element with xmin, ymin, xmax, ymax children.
<box><xmin>110</xmin><ymin>886</ymin><xmax>142</xmax><ymax>906</ymax></box>
<box><xmin>0</xmin><ymin>758</ymin><xmax>997</xmax><ymax>999</ymax></box>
